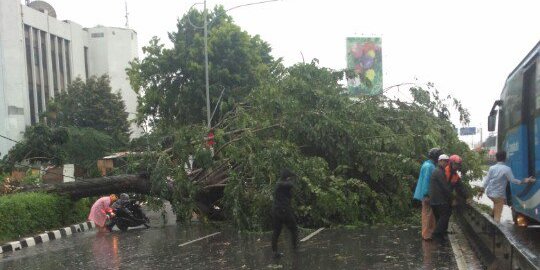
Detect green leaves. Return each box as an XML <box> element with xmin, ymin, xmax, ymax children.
<box><xmin>49</xmin><ymin>75</ymin><xmax>130</xmax><ymax>147</ymax></box>
<box><xmin>211</xmin><ymin>61</ymin><xmax>482</xmax><ymax>229</ymax></box>
<box><xmin>125</xmin><ymin>9</ymin><xmax>481</xmax><ymax>230</ymax></box>
<box><xmin>127</xmin><ymin>6</ymin><xmax>277</xmax><ymax>128</ymax></box>
<box><xmin>0</xmin><ymin>193</ymin><xmax>90</xmax><ymax>242</ymax></box>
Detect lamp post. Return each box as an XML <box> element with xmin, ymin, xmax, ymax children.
<box><xmin>203</xmin><ymin>0</ymin><xmax>210</xmax><ymax>129</ymax></box>
<box><xmin>192</xmin><ymin>0</ymin><xmax>279</xmax><ymax>129</ymax></box>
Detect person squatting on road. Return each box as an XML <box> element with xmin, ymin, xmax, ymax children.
<box><xmin>480</xmin><ymin>151</ymin><xmax>535</xmax><ymax>223</ymax></box>
<box><xmin>429</xmin><ymin>154</ymin><xmax>468</xmax><ymax>239</ymax></box>
<box><xmin>413</xmin><ymin>148</ymin><xmax>442</xmax><ymax>240</ymax></box>
<box><xmin>106</xmin><ymin>193</ymin><xmax>132</xmax><ymax>231</ymax></box>
<box><xmin>88</xmin><ymin>194</ymin><xmax>118</xmax><ymax>232</ymax></box>
<box><xmin>271</xmin><ymin>168</ymin><xmax>299</xmax><ymax>259</ymax></box>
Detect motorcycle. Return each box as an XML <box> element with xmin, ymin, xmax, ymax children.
<box><xmin>106</xmin><ymin>201</ymin><xmax>150</xmax><ymax>232</ymax></box>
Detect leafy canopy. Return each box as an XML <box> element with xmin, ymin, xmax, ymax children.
<box><xmin>0</xmin><ymin>124</ymin><xmax>113</xmax><ymax>177</ymax></box>
<box><xmin>127</xmin><ymin>6</ymin><xmax>277</xmax><ymax>128</ymax></box>
<box><xmin>48</xmin><ymin>75</ymin><xmax>130</xmax><ymax>146</ymax></box>
<box><xmin>125</xmin><ymin>60</ymin><xmax>483</xmax><ymax>230</ymax></box>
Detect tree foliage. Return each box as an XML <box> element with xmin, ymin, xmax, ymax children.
<box><xmin>212</xmin><ymin>61</ymin><xmax>482</xmax><ymax>229</ymax></box>
<box><xmin>48</xmin><ymin>75</ymin><xmax>130</xmax><ymax>146</ymax></box>
<box><xmin>127</xmin><ymin>6</ymin><xmax>277</xmax><ymax>128</ymax></box>
<box><xmin>8</xmin><ymin>8</ymin><xmax>484</xmax><ymax>231</ymax></box>
<box><xmin>0</xmin><ymin>125</ymin><xmax>113</xmax><ymax>177</ymax></box>
<box><xmin>124</xmin><ymin>59</ymin><xmax>483</xmax><ymax>230</ymax></box>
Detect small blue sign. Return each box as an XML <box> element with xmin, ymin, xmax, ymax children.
<box><xmin>460</xmin><ymin>127</ymin><xmax>476</xmax><ymax>136</ymax></box>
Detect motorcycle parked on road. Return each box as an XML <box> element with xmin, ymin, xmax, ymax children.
<box><xmin>106</xmin><ymin>201</ymin><xmax>150</xmax><ymax>231</ymax></box>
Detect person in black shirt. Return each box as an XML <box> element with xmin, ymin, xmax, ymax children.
<box><xmin>429</xmin><ymin>154</ymin><xmax>468</xmax><ymax>239</ymax></box>
<box><xmin>271</xmin><ymin>168</ymin><xmax>298</xmax><ymax>258</ymax></box>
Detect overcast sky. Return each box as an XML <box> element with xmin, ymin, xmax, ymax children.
<box><xmin>36</xmin><ymin>0</ymin><xmax>540</xmax><ymax>145</ymax></box>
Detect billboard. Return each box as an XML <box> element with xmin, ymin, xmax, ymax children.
<box><xmin>346</xmin><ymin>37</ymin><xmax>383</xmax><ymax>95</ymax></box>
<box><xmin>459</xmin><ymin>127</ymin><xmax>477</xmax><ymax>136</ymax></box>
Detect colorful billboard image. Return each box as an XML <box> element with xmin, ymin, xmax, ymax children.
<box><xmin>346</xmin><ymin>37</ymin><xmax>383</xmax><ymax>95</ymax></box>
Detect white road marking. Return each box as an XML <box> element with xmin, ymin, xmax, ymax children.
<box><xmin>178</xmin><ymin>232</ymin><xmax>221</xmax><ymax>247</ymax></box>
<box><xmin>300</xmin><ymin>227</ymin><xmax>324</xmax><ymax>242</ymax></box>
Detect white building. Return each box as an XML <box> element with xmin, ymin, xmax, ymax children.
<box><xmin>0</xmin><ymin>0</ymin><xmax>141</xmax><ymax>157</ymax></box>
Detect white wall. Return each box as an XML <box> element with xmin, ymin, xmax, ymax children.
<box><xmin>66</xmin><ymin>21</ymin><xmax>89</xmax><ymax>81</ymax></box>
<box><xmin>88</xmin><ymin>26</ymin><xmax>141</xmax><ymax>137</ymax></box>
<box><xmin>0</xmin><ymin>0</ymin><xmax>27</xmax><ymax>157</ymax></box>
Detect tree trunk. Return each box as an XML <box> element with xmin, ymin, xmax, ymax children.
<box><xmin>19</xmin><ymin>171</ymin><xmax>229</xmax><ymax>218</ymax></box>
<box><xmin>21</xmin><ymin>174</ymin><xmax>155</xmax><ymax>200</ymax></box>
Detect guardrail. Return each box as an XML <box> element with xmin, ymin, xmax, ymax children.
<box><xmin>455</xmin><ymin>204</ymin><xmax>538</xmax><ymax>270</ymax></box>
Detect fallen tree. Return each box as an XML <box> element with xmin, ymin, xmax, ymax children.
<box><xmin>20</xmin><ymin>174</ymin><xmax>152</xmax><ymax>200</ymax></box>
<box><xmin>3</xmin><ymin>62</ymin><xmax>485</xmax><ymax>230</ymax></box>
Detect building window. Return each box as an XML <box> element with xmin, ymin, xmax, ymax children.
<box><xmin>58</xmin><ymin>38</ymin><xmax>65</xmax><ymax>91</ymax></box>
<box><xmin>91</xmin><ymin>32</ymin><xmax>104</xmax><ymax>38</ymax></box>
<box><xmin>65</xmin><ymin>40</ymin><xmax>71</xmax><ymax>84</ymax></box>
<box><xmin>84</xmin><ymin>46</ymin><xmax>89</xmax><ymax>79</ymax></box>
<box><xmin>24</xmin><ymin>25</ymin><xmax>36</xmax><ymax>125</ymax></box>
<box><xmin>50</xmin><ymin>35</ymin><xmax>58</xmax><ymax>95</ymax></box>
<box><xmin>33</xmin><ymin>28</ymin><xmax>43</xmax><ymax>118</ymax></box>
<box><xmin>8</xmin><ymin>106</ymin><xmax>24</xmax><ymax>116</ymax></box>
<box><xmin>41</xmin><ymin>31</ymin><xmax>49</xmax><ymax>108</ymax></box>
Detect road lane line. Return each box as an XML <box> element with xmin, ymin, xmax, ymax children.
<box><xmin>178</xmin><ymin>232</ymin><xmax>221</xmax><ymax>247</ymax></box>
<box><xmin>300</xmin><ymin>227</ymin><xmax>324</xmax><ymax>242</ymax></box>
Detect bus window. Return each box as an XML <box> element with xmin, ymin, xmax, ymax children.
<box><xmin>503</xmin><ymin>75</ymin><xmax>523</xmax><ymax>129</ymax></box>
<box><xmin>497</xmin><ymin>108</ymin><xmax>504</xmax><ymax>150</ymax></box>
<box><xmin>523</xmin><ymin>62</ymin><xmax>537</xmax><ymax>176</ymax></box>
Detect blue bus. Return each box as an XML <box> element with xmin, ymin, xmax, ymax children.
<box><xmin>488</xmin><ymin>41</ymin><xmax>540</xmax><ymax>226</ymax></box>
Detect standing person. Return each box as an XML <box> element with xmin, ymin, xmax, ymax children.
<box><xmin>271</xmin><ymin>168</ymin><xmax>299</xmax><ymax>259</ymax></box>
<box><xmin>88</xmin><ymin>194</ymin><xmax>118</xmax><ymax>232</ymax></box>
<box><xmin>480</xmin><ymin>151</ymin><xmax>535</xmax><ymax>223</ymax></box>
<box><xmin>446</xmin><ymin>155</ymin><xmax>463</xmax><ymax>186</ymax></box>
<box><xmin>429</xmin><ymin>154</ymin><xmax>468</xmax><ymax>239</ymax></box>
<box><xmin>413</xmin><ymin>148</ymin><xmax>442</xmax><ymax>240</ymax></box>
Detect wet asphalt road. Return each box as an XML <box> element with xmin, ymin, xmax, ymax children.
<box><xmin>0</xmin><ymin>223</ymin><xmax>459</xmax><ymax>270</ymax></box>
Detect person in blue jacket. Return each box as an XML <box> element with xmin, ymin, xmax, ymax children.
<box><xmin>413</xmin><ymin>148</ymin><xmax>441</xmax><ymax>240</ymax></box>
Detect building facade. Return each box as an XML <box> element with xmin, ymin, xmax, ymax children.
<box><xmin>0</xmin><ymin>0</ymin><xmax>140</xmax><ymax>157</ymax></box>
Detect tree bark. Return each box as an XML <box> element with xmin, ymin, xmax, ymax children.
<box><xmin>21</xmin><ymin>174</ymin><xmax>154</xmax><ymax>200</ymax></box>
<box><xmin>19</xmin><ymin>171</ymin><xmax>229</xmax><ymax>218</ymax></box>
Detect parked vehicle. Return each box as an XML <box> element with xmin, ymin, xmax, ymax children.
<box><xmin>107</xmin><ymin>201</ymin><xmax>150</xmax><ymax>231</ymax></box>
<box><xmin>488</xmin><ymin>41</ymin><xmax>540</xmax><ymax>226</ymax></box>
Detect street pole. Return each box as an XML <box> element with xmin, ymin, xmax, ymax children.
<box><xmin>195</xmin><ymin>0</ymin><xmax>278</xmax><ymax>129</ymax></box>
<box><xmin>204</xmin><ymin>0</ymin><xmax>211</xmax><ymax>129</ymax></box>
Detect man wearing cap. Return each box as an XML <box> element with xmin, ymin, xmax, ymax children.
<box><xmin>429</xmin><ymin>154</ymin><xmax>468</xmax><ymax>239</ymax></box>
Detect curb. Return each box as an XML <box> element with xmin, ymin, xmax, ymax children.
<box><xmin>0</xmin><ymin>221</ymin><xmax>95</xmax><ymax>254</ymax></box>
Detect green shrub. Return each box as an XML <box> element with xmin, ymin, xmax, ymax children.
<box><xmin>0</xmin><ymin>193</ymin><xmax>90</xmax><ymax>243</ymax></box>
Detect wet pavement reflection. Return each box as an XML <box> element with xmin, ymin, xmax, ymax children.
<box><xmin>0</xmin><ymin>224</ymin><xmax>459</xmax><ymax>269</ymax></box>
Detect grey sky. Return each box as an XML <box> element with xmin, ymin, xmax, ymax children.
<box><xmin>38</xmin><ymin>0</ymin><xmax>540</xmax><ymax>144</ymax></box>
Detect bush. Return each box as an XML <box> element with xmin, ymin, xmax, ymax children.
<box><xmin>0</xmin><ymin>193</ymin><xmax>90</xmax><ymax>243</ymax></box>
